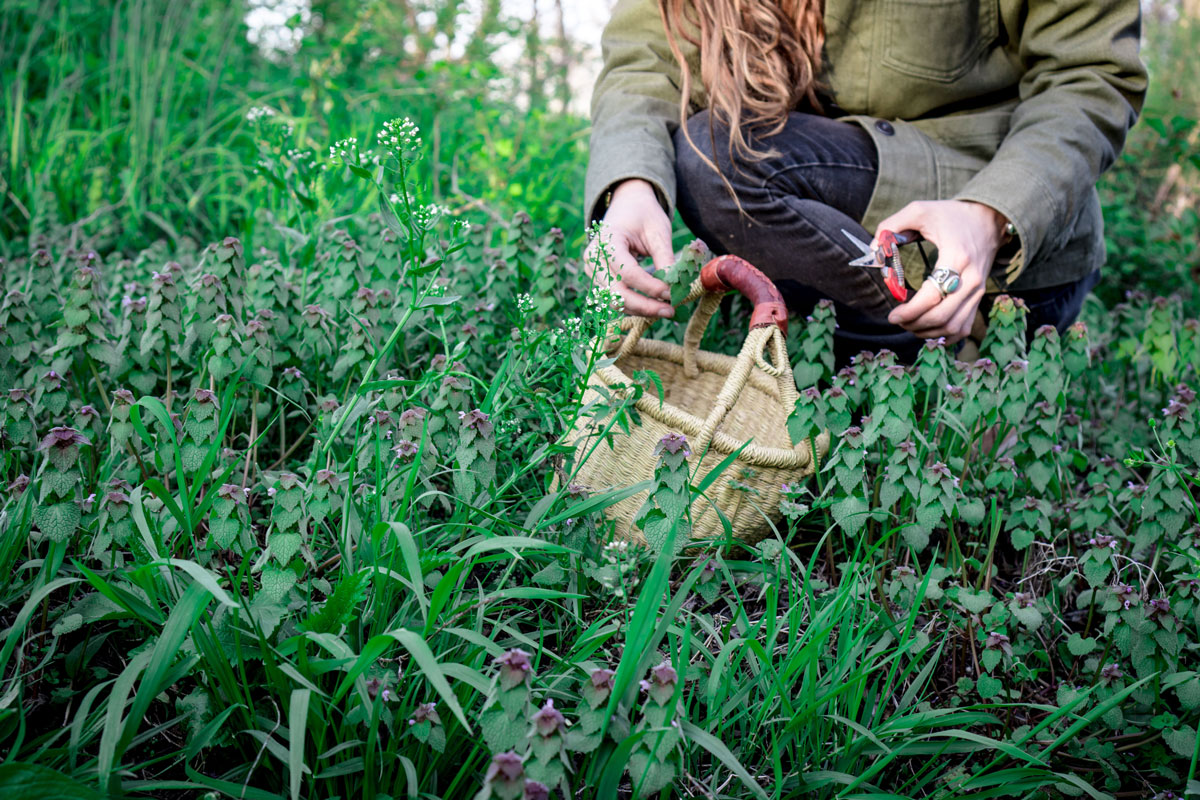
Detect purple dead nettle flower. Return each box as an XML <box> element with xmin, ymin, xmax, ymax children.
<box><xmin>836</xmin><ymin>366</ymin><xmax>857</xmax><ymax>385</ymax></box>
<box><xmin>151</xmin><ymin>270</ymin><xmax>175</xmax><ymax>287</ymax></box>
<box><xmin>524</xmin><ymin>780</ymin><xmax>550</xmax><ymax>800</ymax></box>
<box><xmin>699</xmin><ymin>558</ymin><xmax>718</xmax><ymax>584</ymax></box>
<box><xmin>495</xmin><ymin>649</ymin><xmax>534</xmax><ymax>690</ymax></box>
<box><xmin>1003</xmin><ymin>359</ymin><xmax>1029</xmax><ymax>376</ymax></box>
<box><xmin>842</xmin><ymin>426</ymin><xmax>863</xmax><ymax>447</ymax></box>
<box><xmin>283</xmin><ymin>366</ymin><xmax>302</xmax><ymax>380</ymax></box>
<box><xmin>399</xmin><ymin>407</ymin><xmax>426</xmax><ymax>427</ymax></box>
<box><xmin>944</xmin><ymin>384</ymin><xmax>965</xmax><ymax>400</ymax></box>
<box><xmin>318</xmin><ymin>397</ymin><xmax>340</xmax><ymax>414</ymax></box>
<box><xmin>461</xmin><ymin>322</ymin><xmax>478</xmax><ymax>337</ymax></box>
<box><xmin>531</xmin><ymin>699</ymin><xmax>568</xmax><ymax>738</ymax></box>
<box><xmin>1013</xmin><ymin>592</ymin><xmax>1036</xmax><ymax>609</ymax></box>
<box><xmin>302</xmin><ymin>304</ymin><xmax>330</xmax><ymax>325</ymax></box>
<box><xmin>372</xmin><ymin>409</ymin><xmax>394</xmax><ymax>428</ymax></box>
<box><xmin>113</xmin><ymin>389</ymin><xmax>135</xmax><ymax>406</ymax></box>
<box><xmin>81</xmin><ymin>493</ymin><xmax>96</xmax><ymax>514</ymax></box>
<box><xmin>1163</xmin><ymin>398</ymin><xmax>1188</xmax><ymax>419</ymax></box>
<box><xmin>355</xmin><ymin>286</ymin><xmax>376</xmax><ymax>303</ymax></box>
<box><xmin>566</xmin><ymin>483</ymin><xmax>589</xmax><ymax>499</ymax></box>
<box><xmin>1022</xmin><ymin>496</ymin><xmax>1041</xmax><ymax>512</ymax></box>
<box><xmin>984</xmin><ymin>631</ymin><xmax>1013</xmax><ymax>658</ymax></box>
<box><xmin>896</xmin><ymin>440</ymin><xmax>917</xmax><ymax>457</ymax></box>
<box><xmin>8</xmin><ymin>388</ymin><xmax>32</xmax><ymax>405</ymax></box>
<box><xmin>217</xmin><ymin>483</ymin><xmax>245</xmax><ymax>503</ymax></box>
<box><xmin>972</xmin><ymin>358</ymin><xmax>997</xmax><ymax>378</ymax></box>
<box><xmin>923</xmin><ymin>336</ymin><xmax>947</xmax><ymax>351</ymax></box>
<box><xmin>996</xmin><ymin>456</ymin><xmax>1016</xmax><ymax>473</ymax></box>
<box><xmin>77</xmin><ymin>404</ymin><xmax>100</xmax><ymax>422</ymax></box>
<box><xmin>656</xmin><ymin>431</ymin><xmax>691</xmax><ymax>457</ymax></box>
<box><xmin>928</xmin><ymin>461</ymin><xmax>956</xmax><ymax>486</ymax></box>
<box><xmin>1088</xmin><ymin>534</ymin><xmax>1117</xmax><ymax>549</ymax></box>
<box><xmin>105</xmin><ymin>489</ymin><xmax>130</xmax><ymax>507</ymax></box>
<box><xmin>1062</xmin><ymin>410</ymin><xmax>1081</xmax><ymax>426</ymax></box>
<box><xmin>800</xmin><ymin>386</ymin><xmax>821</xmax><ymax>403</ymax></box>
<box><xmin>244</xmin><ymin>319</ymin><xmax>267</xmax><ymax>337</ymax></box>
<box><xmin>1033</xmin><ymin>400</ymin><xmax>1054</xmax><ymax>416</ymax></box>
<box><xmin>474</xmin><ymin>300</ymin><xmax>496</xmax><ymax>314</ymax></box>
<box><xmin>40</xmin><ymin>426</ymin><xmax>91</xmax><ymax>452</ymax></box>
<box><xmin>1125</xmin><ymin>481</ymin><xmax>1148</xmax><ymax>497</ymax></box>
<box><xmin>1100</xmin><ymin>663</ymin><xmax>1123</xmax><ymax>684</ymax></box>
<box><xmin>884</xmin><ymin>363</ymin><xmax>906</xmax><ymax>379</ymax></box>
<box><xmin>199</xmin><ymin>273</ymin><xmax>219</xmax><ymax>289</ymax></box>
<box><xmin>441</xmin><ymin>374</ymin><xmax>467</xmax><ymax>392</ymax></box>
<box><xmin>393</xmin><ymin>439</ymin><xmax>419</xmax><ymax>459</ymax></box>
<box><xmin>893</xmin><ymin>565</ymin><xmax>916</xmax><ymax>579</ymax></box>
<box><xmin>193</xmin><ymin>388</ymin><xmax>218</xmax><ymax>407</ymax></box>
<box><xmin>409</xmin><ymin>702</ymin><xmax>440</xmax><ymax>726</ymax></box>
<box><xmin>1098</xmin><ymin>455</ymin><xmax>1117</xmax><ymax>469</ymax></box>
<box><xmin>43</xmin><ymin>370</ymin><xmax>63</xmax><ymax>389</ymax></box>
<box><xmin>1112</xmin><ymin>582</ymin><xmax>1138</xmax><ymax>609</ymax></box>
<box><xmin>484</xmin><ymin>752</ymin><xmax>525</xmax><ymax>790</ymax></box>
<box><xmin>278</xmin><ymin>472</ymin><xmax>301</xmax><ymax>491</ymax></box>
<box><xmin>430</xmin><ymin>353</ymin><xmax>449</xmax><ymax>371</ymax></box>
<box><xmin>458</xmin><ymin>409</ymin><xmax>493</xmax><ymax>437</ymax></box>
<box><xmin>640</xmin><ymin>660</ymin><xmax>679</xmax><ymax>706</ymax></box>
<box><xmin>1034</xmin><ymin>324</ymin><xmax>1057</xmax><ymax>339</ymax></box>
<box><xmin>315</xmin><ymin>469</ymin><xmax>340</xmax><ymax>491</ymax></box>
<box><xmin>8</xmin><ymin>475</ymin><xmax>30</xmax><ymax>495</ymax></box>
<box><xmin>1147</xmin><ymin>597</ymin><xmax>1171</xmax><ymax>620</ymax></box>
<box><xmin>1175</xmin><ymin>384</ymin><xmax>1196</xmax><ymax>404</ymax></box>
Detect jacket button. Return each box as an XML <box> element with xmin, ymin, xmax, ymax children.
<box><xmin>875</xmin><ymin>120</ymin><xmax>895</xmax><ymax>136</ymax></box>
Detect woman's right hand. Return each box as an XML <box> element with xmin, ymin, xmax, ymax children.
<box><xmin>583</xmin><ymin>179</ymin><xmax>676</xmax><ymax>318</ymax></box>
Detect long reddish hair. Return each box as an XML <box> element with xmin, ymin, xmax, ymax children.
<box><xmin>659</xmin><ymin>0</ymin><xmax>825</xmax><ymax>175</ymax></box>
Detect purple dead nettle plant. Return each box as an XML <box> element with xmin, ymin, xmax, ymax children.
<box><xmin>480</xmin><ymin>752</ymin><xmax>525</xmax><ymax>800</ymax></box>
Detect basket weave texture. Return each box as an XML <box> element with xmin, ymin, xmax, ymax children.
<box><xmin>567</xmin><ymin>274</ymin><xmax>827</xmax><ymax>545</ymax></box>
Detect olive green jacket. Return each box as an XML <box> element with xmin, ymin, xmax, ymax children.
<box><xmin>585</xmin><ymin>0</ymin><xmax>1147</xmax><ymax>290</ymax></box>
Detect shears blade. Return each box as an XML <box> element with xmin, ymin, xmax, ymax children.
<box><xmin>841</xmin><ymin>229</ymin><xmax>880</xmax><ymax>268</ymax></box>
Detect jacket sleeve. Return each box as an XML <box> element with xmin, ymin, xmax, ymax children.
<box><xmin>584</xmin><ymin>0</ymin><xmax>698</xmax><ymax>227</ymax></box>
<box><xmin>952</xmin><ymin>0</ymin><xmax>1147</xmax><ymax>285</ymax></box>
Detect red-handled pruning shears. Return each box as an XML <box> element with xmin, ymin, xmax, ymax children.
<box><xmin>842</xmin><ymin>228</ymin><xmax>927</xmax><ymax>302</ymax></box>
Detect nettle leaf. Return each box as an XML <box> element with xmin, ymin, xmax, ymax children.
<box><xmin>1010</xmin><ymin>525</ymin><xmax>1035</xmax><ymax>551</ymax></box>
<box><xmin>976</xmin><ymin>674</ymin><xmax>1002</xmax><ymax>699</ymax></box>
<box><xmin>480</xmin><ymin>707</ymin><xmax>524</xmax><ymax>753</ymax></box>
<box><xmin>958</xmin><ymin>589</ymin><xmax>995</xmax><ymax>614</ymax></box>
<box><xmin>532</xmin><ymin>562</ymin><xmax>565</xmax><ymax>587</ymax></box>
<box><xmin>831</xmin><ymin>495</ymin><xmax>868</xmax><ymax>536</ymax></box>
<box><xmin>208</xmin><ymin>517</ymin><xmax>241</xmax><ymax>549</ymax></box>
<box><xmin>1176</xmin><ymin>677</ymin><xmax>1200</xmax><ymax>710</ymax></box>
<box><xmin>981</xmin><ymin>648</ymin><xmax>1002</xmax><ymax>672</ymax></box>
<box><xmin>260</xmin><ymin>565</ymin><xmax>298</xmax><ymax>603</ymax></box>
<box><xmin>52</xmin><ymin>612</ymin><xmax>83</xmax><ymax>636</ymax></box>
<box><xmin>1164</xmin><ymin>725</ymin><xmax>1197</xmax><ymax>757</ymax></box>
<box><xmin>34</xmin><ymin>501</ymin><xmax>81</xmax><ymax>542</ymax></box>
<box><xmin>269</xmin><ymin>531</ymin><xmax>301</xmax><ymax>565</ymax></box>
<box><xmin>1067</xmin><ymin>633</ymin><xmax>1097</xmax><ymax>656</ymax></box>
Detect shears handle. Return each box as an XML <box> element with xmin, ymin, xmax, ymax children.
<box><xmin>876</xmin><ymin>229</ymin><xmax>923</xmax><ymax>302</ymax></box>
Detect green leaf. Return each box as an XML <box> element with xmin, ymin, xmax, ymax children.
<box><xmin>0</xmin><ymin>762</ymin><xmax>107</xmax><ymax>800</ymax></box>
<box><xmin>976</xmin><ymin>674</ymin><xmax>1002</xmax><ymax>699</ymax></box>
<box><xmin>34</xmin><ymin>502</ymin><xmax>80</xmax><ymax>543</ymax></box>
<box><xmin>288</xmin><ymin>689</ymin><xmax>312</xmax><ymax>800</ymax></box>
<box><xmin>260</xmin><ymin>565</ymin><xmax>298</xmax><ymax>603</ymax></box>
<box><xmin>830</xmin><ymin>495</ymin><xmax>868</xmax><ymax>536</ymax></box>
<box><xmin>1164</xmin><ymin>725</ymin><xmax>1197</xmax><ymax>757</ymax></box>
<box><xmin>1067</xmin><ymin>633</ymin><xmax>1097</xmax><ymax>656</ymax></box>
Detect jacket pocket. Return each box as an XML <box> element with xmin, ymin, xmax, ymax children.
<box><xmin>881</xmin><ymin>0</ymin><xmax>998</xmax><ymax>83</ymax></box>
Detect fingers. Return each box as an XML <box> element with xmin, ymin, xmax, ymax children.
<box><xmin>888</xmin><ymin>280</ymin><xmax>942</xmax><ymax>326</ymax></box>
<box><xmin>583</xmin><ymin>233</ymin><xmax>674</xmax><ymax>318</ymax></box>
<box><xmin>874</xmin><ymin>201</ymin><xmax>932</xmax><ymax>247</ymax></box>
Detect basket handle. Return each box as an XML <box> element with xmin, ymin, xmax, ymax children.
<box><xmin>699</xmin><ymin>256</ymin><xmax>789</xmax><ymax>336</ymax></box>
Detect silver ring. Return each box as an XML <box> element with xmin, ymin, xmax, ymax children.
<box><xmin>930</xmin><ymin>268</ymin><xmax>962</xmax><ymax>298</ymax></box>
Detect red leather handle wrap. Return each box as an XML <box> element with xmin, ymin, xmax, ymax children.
<box><xmin>699</xmin><ymin>255</ymin><xmax>789</xmax><ymax>336</ymax></box>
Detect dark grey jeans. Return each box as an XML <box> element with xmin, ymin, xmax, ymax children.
<box><xmin>673</xmin><ymin>110</ymin><xmax>1100</xmax><ymax>365</ymax></box>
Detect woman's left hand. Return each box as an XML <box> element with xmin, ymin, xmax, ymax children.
<box><xmin>874</xmin><ymin>199</ymin><xmax>1008</xmax><ymax>343</ymax></box>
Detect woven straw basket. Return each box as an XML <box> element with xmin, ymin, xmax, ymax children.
<box><xmin>567</xmin><ymin>255</ymin><xmax>828</xmax><ymax>546</ymax></box>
